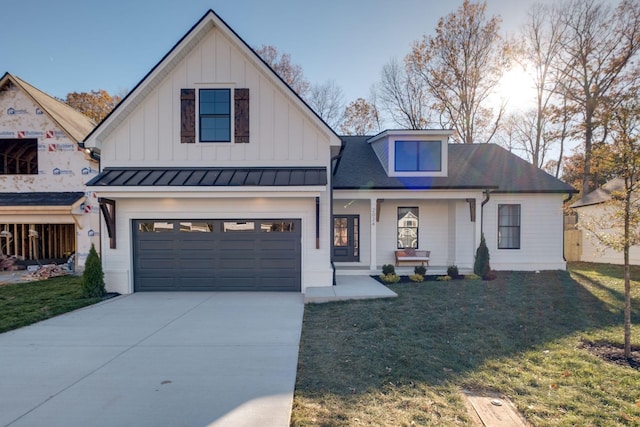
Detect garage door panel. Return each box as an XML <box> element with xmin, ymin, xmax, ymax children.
<box><xmin>133</xmin><ymin>219</ymin><xmax>300</xmax><ymax>292</ymax></box>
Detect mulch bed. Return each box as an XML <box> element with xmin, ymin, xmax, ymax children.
<box><xmin>582</xmin><ymin>340</ymin><xmax>640</xmax><ymax>370</ymax></box>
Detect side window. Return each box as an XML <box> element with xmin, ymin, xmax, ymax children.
<box><xmin>397</xmin><ymin>207</ymin><xmax>418</xmax><ymax>249</ymax></box>
<box><xmin>498</xmin><ymin>204</ymin><xmax>521</xmax><ymax>249</ymax></box>
<box><xmin>199</xmin><ymin>89</ymin><xmax>230</xmax><ymax>142</ymax></box>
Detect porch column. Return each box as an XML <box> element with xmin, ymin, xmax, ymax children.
<box><xmin>369</xmin><ymin>197</ymin><xmax>378</xmax><ymax>271</ymax></box>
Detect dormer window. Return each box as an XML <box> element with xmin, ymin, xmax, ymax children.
<box><xmin>394</xmin><ymin>140</ymin><xmax>441</xmax><ymax>172</ymax></box>
<box><xmin>367</xmin><ymin>130</ymin><xmax>452</xmax><ymax>178</ymax></box>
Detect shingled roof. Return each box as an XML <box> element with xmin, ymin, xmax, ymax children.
<box><xmin>570</xmin><ymin>178</ymin><xmax>627</xmax><ymax>208</ymax></box>
<box><xmin>0</xmin><ymin>73</ymin><xmax>95</xmax><ymax>143</ymax></box>
<box><xmin>333</xmin><ymin>136</ymin><xmax>576</xmax><ymax>193</ymax></box>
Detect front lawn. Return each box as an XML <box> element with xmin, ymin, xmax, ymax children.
<box><xmin>292</xmin><ymin>262</ymin><xmax>640</xmax><ymax>426</ymax></box>
<box><xmin>0</xmin><ymin>276</ymin><xmax>102</xmax><ymax>333</ymax></box>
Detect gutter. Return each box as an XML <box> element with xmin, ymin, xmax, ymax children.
<box><xmin>330</xmin><ymin>140</ymin><xmax>346</xmax><ymax>286</ymax></box>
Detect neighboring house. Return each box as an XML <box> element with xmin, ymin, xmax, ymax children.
<box><xmin>84</xmin><ymin>10</ymin><xmax>576</xmax><ymax>295</ymax></box>
<box><xmin>570</xmin><ymin>178</ymin><xmax>640</xmax><ymax>265</ymax></box>
<box><xmin>0</xmin><ymin>73</ymin><xmax>99</xmax><ymax>268</ymax></box>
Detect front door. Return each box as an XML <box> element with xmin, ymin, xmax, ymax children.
<box><xmin>332</xmin><ymin>215</ymin><xmax>359</xmax><ymax>262</ymax></box>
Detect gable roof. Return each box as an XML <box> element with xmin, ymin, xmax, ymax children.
<box><xmin>570</xmin><ymin>178</ymin><xmax>626</xmax><ymax>208</ymax></box>
<box><xmin>334</xmin><ymin>136</ymin><xmax>577</xmax><ymax>193</ymax></box>
<box><xmin>83</xmin><ymin>9</ymin><xmax>340</xmax><ymax>149</ymax></box>
<box><xmin>0</xmin><ymin>73</ymin><xmax>95</xmax><ymax>143</ymax></box>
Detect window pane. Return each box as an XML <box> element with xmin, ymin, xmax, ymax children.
<box><xmin>138</xmin><ymin>222</ymin><xmax>174</xmax><ymax>232</ymax></box>
<box><xmin>179</xmin><ymin>222</ymin><xmax>213</xmax><ymax>232</ymax></box>
<box><xmin>334</xmin><ymin>218</ymin><xmax>348</xmax><ymax>247</ymax></box>
<box><xmin>395</xmin><ymin>140</ymin><xmax>417</xmax><ymax>171</ymax></box>
<box><xmin>199</xmin><ymin>89</ymin><xmax>230</xmax><ymax>142</ymax></box>
<box><xmin>418</xmin><ymin>141</ymin><xmax>441</xmax><ymax>171</ymax></box>
<box><xmin>498</xmin><ymin>204</ymin><xmax>521</xmax><ymax>249</ymax></box>
<box><xmin>397</xmin><ymin>207</ymin><xmax>418</xmax><ymax>249</ymax></box>
<box><xmin>223</xmin><ymin>221</ymin><xmax>254</xmax><ymax>232</ymax></box>
<box><xmin>260</xmin><ymin>221</ymin><xmax>295</xmax><ymax>232</ymax></box>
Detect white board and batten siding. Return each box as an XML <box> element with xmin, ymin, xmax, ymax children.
<box><xmin>100</xmin><ymin>26</ymin><xmax>334</xmax><ymax>168</ymax></box>
<box><xmin>483</xmin><ymin>194</ymin><xmax>567</xmax><ymax>271</ymax></box>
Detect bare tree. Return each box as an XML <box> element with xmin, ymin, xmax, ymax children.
<box><xmin>555</xmin><ymin>0</ymin><xmax>640</xmax><ymax>195</ymax></box>
<box><xmin>514</xmin><ymin>3</ymin><xmax>567</xmax><ymax>169</ymax></box>
<box><xmin>340</xmin><ymin>98</ymin><xmax>381</xmax><ymax>135</ymax></box>
<box><xmin>255</xmin><ymin>44</ymin><xmax>311</xmax><ymax>97</ymax></box>
<box><xmin>307</xmin><ymin>80</ymin><xmax>345</xmax><ymax>129</ymax></box>
<box><xmin>407</xmin><ymin>0</ymin><xmax>508</xmax><ymax>143</ymax></box>
<box><xmin>377</xmin><ymin>58</ymin><xmax>432</xmax><ymax>129</ymax></box>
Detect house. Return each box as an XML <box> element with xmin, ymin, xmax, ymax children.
<box><xmin>84</xmin><ymin>10</ymin><xmax>576</xmax><ymax>295</ymax></box>
<box><xmin>570</xmin><ymin>178</ymin><xmax>640</xmax><ymax>265</ymax></box>
<box><xmin>0</xmin><ymin>73</ymin><xmax>99</xmax><ymax>268</ymax></box>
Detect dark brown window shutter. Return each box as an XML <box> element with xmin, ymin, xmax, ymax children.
<box><xmin>180</xmin><ymin>89</ymin><xmax>195</xmax><ymax>144</ymax></box>
<box><xmin>234</xmin><ymin>88</ymin><xmax>250</xmax><ymax>143</ymax></box>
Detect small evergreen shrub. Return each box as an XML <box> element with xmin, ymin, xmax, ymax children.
<box><xmin>409</xmin><ymin>274</ymin><xmax>424</xmax><ymax>282</ymax></box>
<box><xmin>82</xmin><ymin>244</ymin><xmax>105</xmax><ymax>298</ymax></box>
<box><xmin>414</xmin><ymin>265</ymin><xmax>427</xmax><ymax>276</ymax></box>
<box><xmin>379</xmin><ymin>273</ymin><xmax>401</xmax><ymax>283</ymax></box>
<box><xmin>447</xmin><ymin>265</ymin><xmax>459</xmax><ymax>278</ymax></box>
<box><xmin>474</xmin><ymin>233</ymin><xmax>491</xmax><ymax>279</ymax></box>
<box><xmin>382</xmin><ymin>264</ymin><xmax>396</xmax><ymax>275</ymax></box>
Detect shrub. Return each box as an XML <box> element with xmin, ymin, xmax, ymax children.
<box><xmin>409</xmin><ymin>274</ymin><xmax>424</xmax><ymax>282</ymax></box>
<box><xmin>414</xmin><ymin>265</ymin><xmax>427</xmax><ymax>275</ymax></box>
<box><xmin>436</xmin><ymin>275</ymin><xmax>451</xmax><ymax>281</ymax></box>
<box><xmin>465</xmin><ymin>273</ymin><xmax>481</xmax><ymax>280</ymax></box>
<box><xmin>379</xmin><ymin>273</ymin><xmax>401</xmax><ymax>283</ymax></box>
<box><xmin>474</xmin><ymin>233</ymin><xmax>491</xmax><ymax>279</ymax></box>
<box><xmin>447</xmin><ymin>265</ymin><xmax>459</xmax><ymax>278</ymax></box>
<box><xmin>82</xmin><ymin>244</ymin><xmax>105</xmax><ymax>298</ymax></box>
<box><xmin>382</xmin><ymin>264</ymin><xmax>396</xmax><ymax>275</ymax></box>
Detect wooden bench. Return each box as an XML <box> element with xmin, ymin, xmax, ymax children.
<box><xmin>395</xmin><ymin>249</ymin><xmax>430</xmax><ymax>267</ymax></box>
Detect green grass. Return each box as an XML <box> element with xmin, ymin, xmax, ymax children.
<box><xmin>0</xmin><ymin>275</ymin><xmax>102</xmax><ymax>333</ymax></box>
<box><xmin>292</xmin><ymin>262</ymin><xmax>640</xmax><ymax>426</ymax></box>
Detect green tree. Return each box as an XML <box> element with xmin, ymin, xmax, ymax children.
<box><xmin>474</xmin><ymin>233</ymin><xmax>491</xmax><ymax>278</ymax></box>
<box><xmin>82</xmin><ymin>244</ymin><xmax>105</xmax><ymax>298</ymax></box>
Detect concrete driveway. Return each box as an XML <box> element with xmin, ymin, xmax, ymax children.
<box><xmin>0</xmin><ymin>292</ymin><xmax>304</xmax><ymax>427</ymax></box>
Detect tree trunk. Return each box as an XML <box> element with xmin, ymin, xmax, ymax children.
<box><xmin>624</xmin><ymin>192</ymin><xmax>632</xmax><ymax>359</ymax></box>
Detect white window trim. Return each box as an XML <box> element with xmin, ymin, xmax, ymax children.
<box><xmin>195</xmin><ymin>83</ymin><xmax>236</xmax><ymax>144</ymax></box>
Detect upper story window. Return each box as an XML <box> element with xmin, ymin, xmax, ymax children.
<box><xmin>367</xmin><ymin>130</ymin><xmax>452</xmax><ymax>178</ymax></box>
<box><xmin>394</xmin><ymin>140</ymin><xmax>442</xmax><ymax>172</ymax></box>
<box><xmin>199</xmin><ymin>89</ymin><xmax>231</xmax><ymax>142</ymax></box>
<box><xmin>498</xmin><ymin>204</ymin><xmax>521</xmax><ymax>249</ymax></box>
<box><xmin>0</xmin><ymin>139</ymin><xmax>38</xmax><ymax>175</ymax></box>
<box><xmin>180</xmin><ymin>88</ymin><xmax>249</xmax><ymax>144</ymax></box>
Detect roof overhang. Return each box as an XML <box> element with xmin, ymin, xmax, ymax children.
<box><xmin>0</xmin><ymin>192</ymin><xmax>85</xmax><ymax>215</ymax></box>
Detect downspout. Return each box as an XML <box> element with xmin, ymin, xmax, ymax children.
<box><xmin>562</xmin><ymin>193</ymin><xmax>573</xmax><ymax>264</ymax></box>
<box><xmin>480</xmin><ymin>188</ymin><xmax>491</xmax><ymax>237</ymax></box>
<box><xmin>330</xmin><ymin>140</ymin><xmax>346</xmax><ymax>286</ymax></box>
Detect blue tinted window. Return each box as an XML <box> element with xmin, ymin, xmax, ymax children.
<box><xmin>199</xmin><ymin>89</ymin><xmax>230</xmax><ymax>142</ymax></box>
<box><xmin>394</xmin><ymin>140</ymin><xmax>441</xmax><ymax>172</ymax></box>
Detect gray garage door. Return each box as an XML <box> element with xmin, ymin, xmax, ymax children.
<box><xmin>133</xmin><ymin>219</ymin><xmax>301</xmax><ymax>292</ymax></box>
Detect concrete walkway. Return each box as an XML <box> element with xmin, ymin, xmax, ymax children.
<box><xmin>304</xmin><ymin>275</ymin><xmax>397</xmax><ymax>303</ymax></box>
<box><xmin>0</xmin><ymin>292</ymin><xmax>303</xmax><ymax>427</ymax></box>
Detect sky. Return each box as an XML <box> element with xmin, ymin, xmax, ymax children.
<box><xmin>1</xmin><ymin>0</ymin><xmax>568</xmax><ymax>105</ymax></box>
